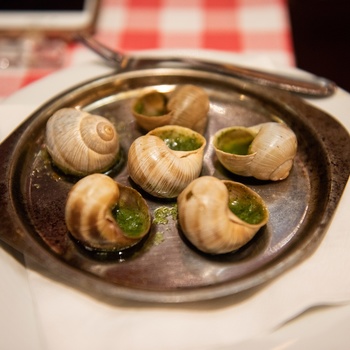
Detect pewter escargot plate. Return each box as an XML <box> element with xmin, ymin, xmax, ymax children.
<box><xmin>0</xmin><ymin>67</ymin><xmax>349</xmax><ymax>303</ymax></box>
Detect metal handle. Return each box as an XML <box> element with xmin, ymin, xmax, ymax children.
<box><xmin>78</xmin><ymin>34</ymin><xmax>337</xmax><ymax>98</ymax></box>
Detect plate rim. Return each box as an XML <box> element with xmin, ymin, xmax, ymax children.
<box><xmin>0</xmin><ymin>66</ymin><xmax>349</xmax><ymax>303</ymax></box>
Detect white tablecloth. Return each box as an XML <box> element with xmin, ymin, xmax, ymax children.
<box><xmin>0</xmin><ymin>53</ymin><xmax>349</xmax><ymax>350</ymax></box>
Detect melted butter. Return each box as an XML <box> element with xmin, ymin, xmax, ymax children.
<box><xmin>159</xmin><ymin>130</ymin><xmax>202</xmax><ymax>151</ymax></box>
<box><xmin>228</xmin><ymin>196</ymin><xmax>266</xmax><ymax>224</ymax></box>
<box><xmin>153</xmin><ymin>232</ymin><xmax>165</xmax><ymax>245</ymax></box>
<box><xmin>219</xmin><ymin>134</ymin><xmax>254</xmax><ymax>155</ymax></box>
<box><xmin>112</xmin><ymin>206</ymin><xmax>148</xmax><ymax>237</ymax></box>
<box><xmin>134</xmin><ymin>91</ymin><xmax>168</xmax><ymax>116</ymax></box>
<box><xmin>153</xmin><ymin>204</ymin><xmax>178</xmax><ymax>225</ymax></box>
<box><xmin>134</xmin><ymin>100</ymin><xmax>167</xmax><ymax>116</ymax></box>
<box><xmin>164</xmin><ymin>136</ymin><xmax>202</xmax><ymax>151</ymax></box>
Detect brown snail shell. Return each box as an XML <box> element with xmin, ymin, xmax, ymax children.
<box><xmin>45</xmin><ymin>108</ymin><xmax>120</xmax><ymax>177</ymax></box>
<box><xmin>132</xmin><ymin>90</ymin><xmax>172</xmax><ymax>131</ymax></box>
<box><xmin>65</xmin><ymin>174</ymin><xmax>151</xmax><ymax>251</ymax></box>
<box><xmin>213</xmin><ymin>122</ymin><xmax>297</xmax><ymax>181</ymax></box>
<box><xmin>127</xmin><ymin>125</ymin><xmax>207</xmax><ymax>198</ymax></box>
<box><xmin>177</xmin><ymin>176</ymin><xmax>269</xmax><ymax>254</ymax></box>
<box><xmin>132</xmin><ymin>84</ymin><xmax>209</xmax><ymax>134</ymax></box>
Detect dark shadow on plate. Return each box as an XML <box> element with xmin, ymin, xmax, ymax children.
<box><xmin>0</xmin><ymin>240</ymin><xmax>26</xmax><ymax>266</ymax></box>
<box><xmin>69</xmin><ymin>230</ymin><xmax>151</xmax><ymax>263</ymax></box>
<box><xmin>126</xmin><ymin>176</ymin><xmax>178</xmax><ymax>205</ymax></box>
<box><xmin>46</xmin><ymin>146</ymin><xmax>126</xmax><ymax>183</ymax></box>
<box><xmin>177</xmin><ymin>224</ymin><xmax>270</xmax><ymax>263</ymax></box>
<box><xmin>213</xmin><ymin>160</ymin><xmax>273</xmax><ymax>186</ymax></box>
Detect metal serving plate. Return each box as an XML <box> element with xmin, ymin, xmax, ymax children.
<box><xmin>0</xmin><ymin>67</ymin><xmax>349</xmax><ymax>303</ymax></box>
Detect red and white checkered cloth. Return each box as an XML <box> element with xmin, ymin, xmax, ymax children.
<box><xmin>0</xmin><ymin>0</ymin><xmax>294</xmax><ymax>101</ymax></box>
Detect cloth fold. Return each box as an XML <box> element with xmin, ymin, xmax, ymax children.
<box><xmin>24</xmin><ymin>177</ymin><xmax>350</xmax><ymax>349</ymax></box>
<box><xmin>1</xmin><ymin>55</ymin><xmax>349</xmax><ymax>349</ymax></box>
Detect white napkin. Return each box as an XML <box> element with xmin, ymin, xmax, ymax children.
<box><xmin>1</xmin><ymin>56</ymin><xmax>349</xmax><ymax>349</ymax></box>
<box><xmin>25</xmin><ymin>180</ymin><xmax>350</xmax><ymax>350</ymax></box>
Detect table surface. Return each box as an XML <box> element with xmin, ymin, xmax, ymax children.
<box><xmin>0</xmin><ymin>0</ymin><xmax>294</xmax><ymax>102</ymax></box>
<box><xmin>1</xmin><ymin>52</ymin><xmax>349</xmax><ymax>350</ymax></box>
<box><xmin>1</xmin><ymin>2</ymin><xmax>350</xmax><ymax>349</ymax></box>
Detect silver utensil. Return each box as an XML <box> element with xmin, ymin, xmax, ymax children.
<box><xmin>78</xmin><ymin>34</ymin><xmax>337</xmax><ymax>98</ymax></box>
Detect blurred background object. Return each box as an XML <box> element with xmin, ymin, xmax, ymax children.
<box><xmin>0</xmin><ymin>36</ymin><xmax>66</xmax><ymax>69</ymax></box>
<box><xmin>0</xmin><ymin>0</ymin><xmax>306</xmax><ymax>100</ymax></box>
<box><xmin>288</xmin><ymin>0</ymin><xmax>350</xmax><ymax>92</ymax></box>
<box><xmin>0</xmin><ymin>0</ymin><xmax>100</xmax><ymax>40</ymax></box>
<box><xmin>0</xmin><ymin>0</ymin><xmax>101</xmax><ymax>94</ymax></box>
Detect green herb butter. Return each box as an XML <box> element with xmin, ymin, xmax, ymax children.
<box><xmin>228</xmin><ymin>196</ymin><xmax>265</xmax><ymax>224</ymax></box>
<box><xmin>153</xmin><ymin>232</ymin><xmax>165</xmax><ymax>245</ymax></box>
<box><xmin>219</xmin><ymin>134</ymin><xmax>253</xmax><ymax>155</ymax></box>
<box><xmin>133</xmin><ymin>101</ymin><xmax>144</xmax><ymax>114</ymax></box>
<box><xmin>158</xmin><ymin>131</ymin><xmax>202</xmax><ymax>151</ymax></box>
<box><xmin>134</xmin><ymin>92</ymin><xmax>168</xmax><ymax>116</ymax></box>
<box><xmin>153</xmin><ymin>205</ymin><xmax>178</xmax><ymax>225</ymax></box>
<box><xmin>112</xmin><ymin>206</ymin><xmax>148</xmax><ymax>237</ymax></box>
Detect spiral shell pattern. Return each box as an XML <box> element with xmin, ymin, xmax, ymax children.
<box><xmin>177</xmin><ymin>176</ymin><xmax>269</xmax><ymax>254</ymax></box>
<box><xmin>127</xmin><ymin>125</ymin><xmax>206</xmax><ymax>198</ymax></box>
<box><xmin>45</xmin><ymin>108</ymin><xmax>120</xmax><ymax>177</ymax></box>
<box><xmin>132</xmin><ymin>84</ymin><xmax>209</xmax><ymax>134</ymax></box>
<box><xmin>213</xmin><ymin>122</ymin><xmax>297</xmax><ymax>181</ymax></box>
<box><xmin>65</xmin><ymin>174</ymin><xmax>151</xmax><ymax>251</ymax></box>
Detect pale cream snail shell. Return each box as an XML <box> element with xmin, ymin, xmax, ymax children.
<box><xmin>132</xmin><ymin>84</ymin><xmax>210</xmax><ymax>134</ymax></box>
<box><xmin>45</xmin><ymin>108</ymin><xmax>120</xmax><ymax>177</ymax></box>
<box><xmin>65</xmin><ymin>174</ymin><xmax>151</xmax><ymax>251</ymax></box>
<box><xmin>177</xmin><ymin>176</ymin><xmax>269</xmax><ymax>254</ymax></box>
<box><xmin>127</xmin><ymin>125</ymin><xmax>207</xmax><ymax>198</ymax></box>
<box><xmin>213</xmin><ymin>122</ymin><xmax>297</xmax><ymax>181</ymax></box>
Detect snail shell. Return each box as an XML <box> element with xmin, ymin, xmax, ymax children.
<box><xmin>132</xmin><ymin>84</ymin><xmax>210</xmax><ymax>134</ymax></box>
<box><xmin>127</xmin><ymin>125</ymin><xmax>207</xmax><ymax>198</ymax></box>
<box><xmin>167</xmin><ymin>84</ymin><xmax>210</xmax><ymax>134</ymax></box>
<box><xmin>213</xmin><ymin>122</ymin><xmax>297</xmax><ymax>181</ymax></box>
<box><xmin>132</xmin><ymin>90</ymin><xmax>172</xmax><ymax>131</ymax></box>
<box><xmin>177</xmin><ymin>176</ymin><xmax>269</xmax><ymax>254</ymax></box>
<box><xmin>45</xmin><ymin>108</ymin><xmax>120</xmax><ymax>177</ymax></box>
<box><xmin>65</xmin><ymin>174</ymin><xmax>151</xmax><ymax>251</ymax></box>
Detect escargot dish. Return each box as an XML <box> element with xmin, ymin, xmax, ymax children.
<box><xmin>45</xmin><ymin>108</ymin><xmax>120</xmax><ymax>177</ymax></box>
<box><xmin>127</xmin><ymin>125</ymin><xmax>207</xmax><ymax>198</ymax></box>
<box><xmin>213</xmin><ymin>122</ymin><xmax>297</xmax><ymax>181</ymax></box>
<box><xmin>132</xmin><ymin>84</ymin><xmax>210</xmax><ymax>134</ymax></box>
<box><xmin>177</xmin><ymin>176</ymin><xmax>269</xmax><ymax>254</ymax></box>
<box><xmin>65</xmin><ymin>173</ymin><xmax>151</xmax><ymax>251</ymax></box>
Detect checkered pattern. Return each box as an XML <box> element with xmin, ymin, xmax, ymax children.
<box><xmin>0</xmin><ymin>0</ymin><xmax>294</xmax><ymax>101</ymax></box>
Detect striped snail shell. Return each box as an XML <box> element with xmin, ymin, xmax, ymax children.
<box><xmin>65</xmin><ymin>174</ymin><xmax>151</xmax><ymax>251</ymax></box>
<box><xmin>127</xmin><ymin>125</ymin><xmax>207</xmax><ymax>198</ymax></box>
<box><xmin>177</xmin><ymin>176</ymin><xmax>269</xmax><ymax>254</ymax></box>
<box><xmin>213</xmin><ymin>122</ymin><xmax>297</xmax><ymax>181</ymax></box>
<box><xmin>132</xmin><ymin>84</ymin><xmax>210</xmax><ymax>134</ymax></box>
<box><xmin>45</xmin><ymin>108</ymin><xmax>120</xmax><ymax>177</ymax></box>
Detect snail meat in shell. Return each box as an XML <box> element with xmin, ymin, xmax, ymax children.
<box><xmin>127</xmin><ymin>125</ymin><xmax>207</xmax><ymax>198</ymax></box>
<box><xmin>65</xmin><ymin>173</ymin><xmax>151</xmax><ymax>251</ymax></box>
<box><xmin>45</xmin><ymin>108</ymin><xmax>120</xmax><ymax>177</ymax></box>
<box><xmin>177</xmin><ymin>176</ymin><xmax>269</xmax><ymax>254</ymax></box>
<box><xmin>213</xmin><ymin>122</ymin><xmax>297</xmax><ymax>181</ymax></box>
<box><xmin>132</xmin><ymin>84</ymin><xmax>210</xmax><ymax>134</ymax></box>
